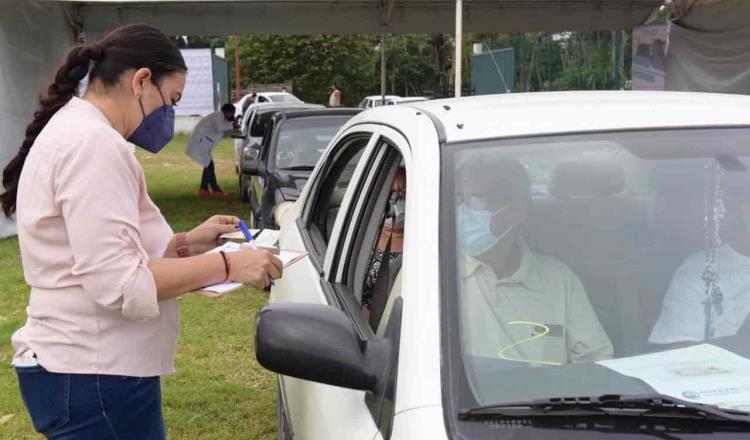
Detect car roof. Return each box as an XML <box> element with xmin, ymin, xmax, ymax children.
<box><xmin>353</xmin><ymin>91</ymin><xmax>750</xmax><ymax>144</ymax></box>
<box><xmin>276</xmin><ymin>108</ymin><xmax>362</xmax><ymax>121</ymax></box>
<box><xmin>254</xmin><ymin>103</ymin><xmax>324</xmax><ymax>114</ymax></box>
<box><xmin>364</xmin><ymin>95</ymin><xmax>400</xmax><ymax>100</ymax></box>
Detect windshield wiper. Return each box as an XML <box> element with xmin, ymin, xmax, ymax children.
<box><xmin>459</xmin><ymin>394</ymin><xmax>750</xmax><ymax>427</ymax></box>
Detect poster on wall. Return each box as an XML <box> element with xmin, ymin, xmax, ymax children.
<box><xmin>632</xmin><ymin>24</ymin><xmax>669</xmax><ymax>91</ymax></box>
<box><xmin>177</xmin><ymin>48</ymin><xmax>214</xmax><ymax>117</ymax></box>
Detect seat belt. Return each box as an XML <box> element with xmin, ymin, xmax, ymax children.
<box><xmin>368</xmin><ymin>232</ymin><xmax>392</xmax><ymax>331</ymax></box>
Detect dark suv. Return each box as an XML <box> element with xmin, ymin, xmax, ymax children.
<box><xmin>240</xmin><ymin>108</ymin><xmax>361</xmax><ymax>228</ymax></box>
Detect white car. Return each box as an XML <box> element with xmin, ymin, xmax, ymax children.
<box><xmin>235</xmin><ymin>91</ymin><xmax>303</xmax><ymax>119</ymax></box>
<box><xmin>359</xmin><ymin>95</ymin><xmax>401</xmax><ymax>108</ymax></box>
<box><xmin>256</xmin><ymin>91</ymin><xmax>750</xmax><ymax>440</ymax></box>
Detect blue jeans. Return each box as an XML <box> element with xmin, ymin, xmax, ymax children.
<box><xmin>15</xmin><ymin>365</ymin><xmax>165</xmax><ymax>439</ymax></box>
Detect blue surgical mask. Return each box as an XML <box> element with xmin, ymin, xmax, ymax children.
<box><xmin>128</xmin><ymin>87</ymin><xmax>175</xmax><ymax>154</ymax></box>
<box><xmin>456</xmin><ymin>204</ymin><xmax>516</xmax><ymax>256</ymax></box>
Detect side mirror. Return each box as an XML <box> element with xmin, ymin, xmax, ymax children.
<box><xmin>230</xmin><ymin>129</ymin><xmax>244</xmax><ymax>139</ymax></box>
<box><xmin>255</xmin><ymin>303</ymin><xmax>391</xmax><ymax>392</ymax></box>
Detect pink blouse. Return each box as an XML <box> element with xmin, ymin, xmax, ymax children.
<box><xmin>12</xmin><ymin>97</ymin><xmax>179</xmax><ymax>377</ymax></box>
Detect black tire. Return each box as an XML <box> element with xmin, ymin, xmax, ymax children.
<box><xmin>277</xmin><ymin>382</ymin><xmax>293</xmax><ymax>440</ymax></box>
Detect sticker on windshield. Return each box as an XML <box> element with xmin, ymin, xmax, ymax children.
<box><xmin>597</xmin><ymin>344</ymin><xmax>750</xmax><ymax>411</ymax></box>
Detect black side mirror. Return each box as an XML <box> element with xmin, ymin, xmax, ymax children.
<box><xmin>255</xmin><ymin>303</ymin><xmax>391</xmax><ymax>392</ymax></box>
<box><xmin>230</xmin><ymin>129</ymin><xmax>244</xmax><ymax>139</ymax></box>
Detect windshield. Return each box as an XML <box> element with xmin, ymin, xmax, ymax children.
<box><xmin>274</xmin><ymin>116</ymin><xmax>350</xmax><ymax>170</ymax></box>
<box><xmin>269</xmin><ymin>94</ymin><xmax>302</xmax><ymax>103</ymax></box>
<box><xmin>442</xmin><ymin>128</ymin><xmax>750</xmax><ymax>428</ymax></box>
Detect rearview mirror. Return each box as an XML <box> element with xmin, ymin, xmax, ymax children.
<box><xmin>255</xmin><ymin>303</ymin><xmax>391</xmax><ymax>392</ymax></box>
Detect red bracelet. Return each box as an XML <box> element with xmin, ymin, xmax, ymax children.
<box><xmin>175</xmin><ymin>232</ymin><xmax>190</xmax><ymax>258</ymax></box>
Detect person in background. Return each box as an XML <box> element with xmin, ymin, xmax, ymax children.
<box><xmin>456</xmin><ymin>157</ymin><xmax>612</xmax><ymax>365</ymax></box>
<box><xmin>186</xmin><ymin>103</ymin><xmax>237</xmax><ymax>197</ymax></box>
<box><xmin>650</xmin><ymin>177</ymin><xmax>750</xmax><ymax>344</ymax></box>
<box><xmin>363</xmin><ymin>168</ymin><xmax>406</xmax><ymax>327</ymax></box>
<box><xmin>4</xmin><ymin>24</ymin><xmax>282</xmax><ymax>439</ymax></box>
<box><xmin>329</xmin><ymin>83</ymin><xmax>341</xmax><ymax>107</ymax></box>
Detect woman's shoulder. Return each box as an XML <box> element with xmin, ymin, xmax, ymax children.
<box><xmin>37</xmin><ymin>98</ymin><xmax>128</xmax><ymax>155</ymax></box>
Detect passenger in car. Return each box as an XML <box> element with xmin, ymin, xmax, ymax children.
<box><xmin>456</xmin><ymin>157</ymin><xmax>613</xmax><ymax>365</ymax></box>
<box><xmin>650</xmin><ymin>180</ymin><xmax>750</xmax><ymax>344</ymax></box>
<box><xmin>363</xmin><ymin>168</ymin><xmax>406</xmax><ymax>327</ymax></box>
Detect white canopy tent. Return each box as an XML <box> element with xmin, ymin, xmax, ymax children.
<box><xmin>2</xmin><ymin>0</ymin><xmax>747</xmax><ymax>238</ymax></box>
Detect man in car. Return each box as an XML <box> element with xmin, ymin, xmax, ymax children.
<box><xmin>650</xmin><ymin>176</ymin><xmax>750</xmax><ymax>344</ymax></box>
<box><xmin>456</xmin><ymin>157</ymin><xmax>613</xmax><ymax>365</ymax></box>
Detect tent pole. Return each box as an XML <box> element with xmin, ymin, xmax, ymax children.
<box><xmin>233</xmin><ymin>36</ymin><xmax>241</xmax><ymax>101</ymax></box>
<box><xmin>381</xmin><ymin>30</ymin><xmax>386</xmax><ymax>104</ymax></box>
<box><xmin>454</xmin><ymin>0</ymin><xmax>462</xmax><ymax>97</ymax></box>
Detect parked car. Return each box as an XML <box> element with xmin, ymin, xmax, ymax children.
<box><xmin>234</xmin><ymin>91</ymin><xmax>303</xmax><ymax>120</ymax></box>
<box><xmin>386</xmin><ymin>96</ymin><xmax>429</xmax><ymax>105</ymax></box>
<box><xmin>232</xmin><ymin>102</ymin><xmax>324</xmax><ymax>172</ymax></box>
<box><xmin>240</xmin><ymin>108</ymin><xmax>361</xmax><ymax>226</ymax></box>
<box><xmin>359</xmin><ymin>95</ymin><xmax>401</xmax><ymax>109</ymax></box>
<box><xmin>255</xmin><ymin>91</ymin><xmax>750</xmax><ymax>439</ymax></box>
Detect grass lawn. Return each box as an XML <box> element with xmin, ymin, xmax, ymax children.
<box><xmin>0</xmin><ymin>134</ymin><xmax>277</xmax><ymax>439</ymax></box>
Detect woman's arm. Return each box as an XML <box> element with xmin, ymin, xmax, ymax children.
<box><xmin>150</xmin><ymin>249</ymin><xmax>284</xmax><ymax>300</ymax></box>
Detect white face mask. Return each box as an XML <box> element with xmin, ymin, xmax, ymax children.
<box><xmin>456</xmin><ymin>204</ymin><xmax>517</xmax><ymax>256</ymax></box>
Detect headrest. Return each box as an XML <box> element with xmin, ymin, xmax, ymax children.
<box><xmin>549</xmin><ymin>159</ymin><xmax>626</xmax><ymax>199</ymax></box>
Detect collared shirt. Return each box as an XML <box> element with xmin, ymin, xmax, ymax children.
<box><xmin>458</xmin><ymin>242</ymin><xmax>613</xmax><ymax>365</ymax></box>
<box><xmin>12</xmin><ymin>97</ymin><xmax>178</xmax><ymax>377</ymax></box>
<box><xmin>185</xmin><ymin>110</ymin><xmax>233</xmax><ymax>167</ymax></box>
<box><xmin>650</xmin><ymin>244</ymin><xmax>750</xmax><ymax>344</ymax></box>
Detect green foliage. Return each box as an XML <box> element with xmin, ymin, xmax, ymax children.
<box><xmin>226</xmin><ymin>35</ymin><xmax>378</xmax><ymax>106</ymax></box>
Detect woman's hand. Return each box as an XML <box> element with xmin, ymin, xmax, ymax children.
<box><xmin>229</xmin><ymin>249</ymin><xmax>283</xmax><ymax>289</ymax></box>
<box><xmin>186</xmin><ymin>215</ymin><xmax>240</xmax><ymax>255</ymax></box>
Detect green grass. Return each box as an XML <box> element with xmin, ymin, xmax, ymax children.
<box><xmin>0</xmin><ymin>135</ymin><xmax>277</xmax><ymax>439</ymax></box>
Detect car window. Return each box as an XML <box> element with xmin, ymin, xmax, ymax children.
<box><xmin>250</xmin><ymin>112</ymin><xmax>275</xmax><ymax>138</ymax></box>
<box><xmin>274</xmin><ymin>116</ymin><xmax>352</xmax><ymax>171</ymax></box>
<box><xmin>441</xmin><ymin>128</ymin><xmax>750</xmax><ymax>432</ymax></box>
<box><xmin>269</xmin><ymin>94</ymin><xmax>303</xmax><ymax>103</ymax></box>
<box><xmin>306</xmin><ymin>136</ymin><xmax>369</xmax><ymax>257</ymax></box>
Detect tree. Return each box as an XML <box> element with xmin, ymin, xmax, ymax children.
<box><xmin>226</xmin><ymin>35</ymin><xmax>378</xmax><ymax>106</ymax></box>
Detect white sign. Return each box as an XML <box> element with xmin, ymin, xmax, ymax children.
<box><xmin>177</xmin><ymin>48</ymin><xmax>214</xmax><ymax>117</ymax></box>
<box><xmin>598</xmin><ymin>344</ymin><xmax>750</xmax><ymax>411</ymax></box>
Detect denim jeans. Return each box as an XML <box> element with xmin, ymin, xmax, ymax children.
<box><xmin>15</xmin><ymin>365</ymin><xmax>165</xmax><ymax>439</ymax></box>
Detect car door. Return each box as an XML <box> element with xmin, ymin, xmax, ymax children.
<box><xmin>271</xmin><ymin>125</ymin><xmax>410</xmax><ymax>439</ymax></box>
<box><xmin>248</xmin><ymin>121</ymin><xmax>274</xmax><ymax>225</ymax></box>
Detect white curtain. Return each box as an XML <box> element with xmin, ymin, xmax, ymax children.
<box><xmin>666</xmin><ymin>0</ymin><xmax>750</xmax><ymax>94</ymax></box>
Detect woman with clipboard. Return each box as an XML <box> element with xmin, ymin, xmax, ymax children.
<box><xmin>2</xmin><ymin>24</ymin><xmax>282</xmax><ymax>439</ymax></box>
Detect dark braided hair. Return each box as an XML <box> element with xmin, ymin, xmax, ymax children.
<box><xmin>1</xmin><ymin>24</ymin><xmax>186</xmax><ymax>218</ymax></box>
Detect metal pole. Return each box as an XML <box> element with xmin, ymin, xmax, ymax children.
<box><xmin>233</xmin><ymin>36</ymin><xmax>241</xmax><ymax>101</ymax></box>
<box><xmin>612</xmin><ymin>30</ymin><xmax>623</xmax><ymax>89</ymax></box>
<box><xmin>381</xmin><ymin>31</ymin><xmax>386</xmax><ymax>105</ymax></box>
<box><xmin>454</xmin><ymin>0</ymin><xmax>463</xmax><ymax>97</ymax></box>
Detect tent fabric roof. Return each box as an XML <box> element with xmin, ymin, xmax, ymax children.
<box><xmin>62</xmin><ymin>1</ymin><xmax>662</xmax><ymax>37</ymax></box>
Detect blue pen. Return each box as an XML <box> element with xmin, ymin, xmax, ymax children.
<box><xmin>238</xmin><ymin>220</ymin><xmax>255</xmax><ymax>246</ymax></box>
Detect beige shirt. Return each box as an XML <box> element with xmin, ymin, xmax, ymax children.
<box><xmin>459</xmin><ymin>242</ymin><xmax>613</xmax><ymax>366</ymax></box>
<box><xmin>11</xmin><ymin>97</ymin><xmax>178</xmax><ymax>377</ymax></box>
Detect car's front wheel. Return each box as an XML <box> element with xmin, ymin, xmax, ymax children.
<box><xmin>277</xmin><ymin>382</ymin><xmax>292</xmax><ymax>440</ymax></box>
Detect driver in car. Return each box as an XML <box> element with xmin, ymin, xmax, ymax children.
<box><xmin>456</xmin><ymin>157</ymin><xmax>613</xmax><ymax>366</ymax></box>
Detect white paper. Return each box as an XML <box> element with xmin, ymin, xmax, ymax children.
<box><xmin>220</xmin><ymin>229</ymin><xmax>281</xmax><ymax>248</ymax></box>
<box><xmin>598</xmin><ymin>344</ymin><xmax>750</xmax><ymax>411</ymax></box>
